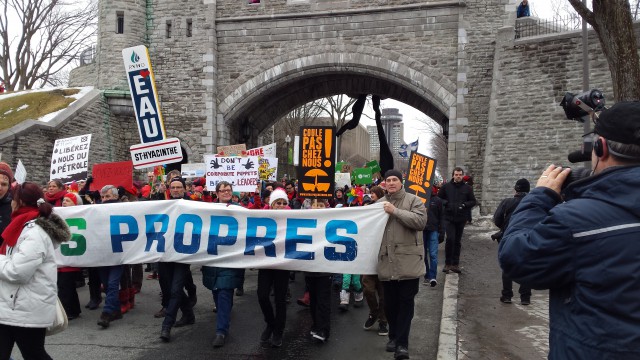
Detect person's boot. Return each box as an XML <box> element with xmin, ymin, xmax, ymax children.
<box><xmin>129</xmin><ymin>287</ymin><xmax>136</xmax><ymax>309</ymax></box>
<box><xmin>85</xmin><ymin>298</ymin><xmax>101</xmax><ymax>310</ymax></box>
<box><xmin>119</xmin><ymin>289</ymin><xmax>130</xmax><ymax>314</ymax></box>
<box><xmin>174</xmin><ymin>314</ymin><xmax>196</xmax><ymax>327</ymax></box>
<box><xmin>296</xmin><ymin>291</ymin><xmax>310</xmax><ymax>307</ymax></box>
<box><xmin>160</xmin><ymin>326</ymin><xmax>171</xmax><ymax>342</ymax></box>
<box><xmin>339</xmin><ymin>290</ymin><xmax>350</xmax><ymax>311</ymax></box>
<box><xmin>97</xmin><ymin>312</ymin><xmax>111</xmax><ymax>328</ymax></box>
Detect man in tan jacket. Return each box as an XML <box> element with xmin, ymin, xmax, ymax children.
<box><xmin>377</xmin><ymin>169</ymin><xmax>427</xmax><ymax>360</ymax></box>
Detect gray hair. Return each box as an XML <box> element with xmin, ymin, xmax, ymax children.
<box><xmin>100</xmin><ymin>185</ymin><xmax>119</xmax><ymax>197</ymax></box>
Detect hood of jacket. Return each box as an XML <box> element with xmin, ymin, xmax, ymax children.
<box><xmin>35</xmin><ymin>213</ymin><xmax>71</xmax><ymax>245</ymax></box>
<box><xmin>562</xmin><ymin>165</ymin><xmax>640</xmax><ymax>218</ymax></box>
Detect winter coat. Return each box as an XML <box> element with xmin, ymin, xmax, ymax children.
<box><xmin>0</xmin><ymin>214</ymin><xmax>71</xmax><ymax>328</ymax></box>
<box><xmin>201</xmin><ymin>266</ymin><xmax>244</xmax><ymax>291</ymax></box>
<box><xmin>438</xmin><ymin>180</ymin><xmax>476</xmax><ymax>223</ymax></box>
<box><xmin>493</xmin><ymin>193</ymin><xmax>526</xmax><ymax>231</ymax></box>
<box><xmin>376</xmin><ymin>188</ymin><xmax>427</xmax><ymax>281</ymax></box>
<box><xmin>499</xmin><ymin>165</ymin><xmax>640</xmax><ymax>359</ymax></box>
<box><xmin>425</xmin><ymin>195</ymin><xmax>444</xmax><ymax>232</ymax></box>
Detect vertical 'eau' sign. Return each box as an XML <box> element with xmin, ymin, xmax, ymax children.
<box><xmin>122</xmin><ymin>45</ymin><xmax>167</xmax><ymax>143</ymax></box>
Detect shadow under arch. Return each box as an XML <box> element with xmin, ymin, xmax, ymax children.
<box><xmin>218</xmin><ymin>51</ymin><xmax>456</xmax><ymax>143</ymax></box>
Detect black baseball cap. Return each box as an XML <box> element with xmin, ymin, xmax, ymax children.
<box><xmin>589</xmin><ymin>101</ymin><xmax>640</xmax><ymax>145</ymax></box>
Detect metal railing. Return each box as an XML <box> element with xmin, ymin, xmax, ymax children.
<box><xmin>515</xmin><ymin>14</ymin><xmax>586</xmax><ymax>38</ymax></box>
<box><xmin>79</xmin><ymin>45</ymin><xmax>96</xmax><ymax>66</ymax></box>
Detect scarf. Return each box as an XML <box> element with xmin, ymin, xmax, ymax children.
<box><xmin>0</xmin><ymin>206</ymin><xmax>39</xmax><ymax>255</ymax></box>
<box><xmin>44</xmin><ymin>190</ymin><xmax>66</xmax><ymax>206</ymax></box>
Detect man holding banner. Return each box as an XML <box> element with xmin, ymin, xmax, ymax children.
<box><xmin>159</xmin><ymin>178</ymin><xmax>197</xmax><ymax>342</ymax></box>
<box><xmin>377</xmin><ymin>169</ymin><xmax>427</xmax><ymax>360</ymax></box>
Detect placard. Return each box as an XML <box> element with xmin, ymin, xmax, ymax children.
<box><xmin>217</xmin><ymin>144</ymin><xmax>246</xmax><ymax>156</ymax></box>
<box><xmin>129</xmin><ymin>138</ymin><xmax>183</xmax><ymax>169</ymax></box>
<box><xmin>204</xmin><ymin>155</ymin><xmax>259</xmax><ymax>192</ymax></box>
<box><xmin>404</xmin><ymin>152</ymin><xmax>437</xmax><ymax>204</ymax></box>
<box><xmin>352</xmin><ymin>167</ymin><xmax>373</xmax><ymax>185</ymax></box>
<box><xmin>298</xmin><ymin>126</ymin><xmax>336</xmax><ymax>198</ymax></box>
<box><xmin>335</xmin><ymin>172</ymin><xmax>351</xmax><ymax>190</ymax></box>
<box><xmin>246</xmin><ymin>143</ymin><xmax>277</xmax><ymax>158</ymax></box>
<box><xmin>14</xmin><ymin>160</ymin><xmax>26</xmax><ymax>184</ymax></box>
<box><xmin>122</xmin><ymin>45</ymin><xmax>167</xmax><ymax>143</ymax></box>
<box><xmin>50</xmin><ymin>134</ymin><xmax>92</xmax><ymax>182</ymax></box>
<box><xmin>90</xmin><ymin>160</ymin><xmax>133</xmax><ymax>192</ymax></box>
<box><xmin>181</xmin><ymin>163</ymin><xmax>206</xmax><ymax>178</ymax></box>
<box><xmin>258</xmin><ymin>157</ymin><xmax>278</xmax><ymax>181</ymax></box>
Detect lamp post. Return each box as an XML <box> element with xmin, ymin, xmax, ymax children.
<box><xmin>285</xmin><ymin>135</ymin><xmax>291</xmax><ymax>179</ymax></box>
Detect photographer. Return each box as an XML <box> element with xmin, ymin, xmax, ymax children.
<box><xmin>499</xmin><ymin>101</ymin><xmax>640</xmax><ymax>359</ymax></box>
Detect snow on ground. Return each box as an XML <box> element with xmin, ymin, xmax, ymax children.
<box><xmin>0</xmin><ymin>86</ymin><xmax>94</xmax><ymax>123</ymax></box>
<box><xmin>16</xmin><ymin>104</ymin><xmax>29</xmax><ymax>111</ymax></box>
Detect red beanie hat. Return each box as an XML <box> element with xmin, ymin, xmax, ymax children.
<box><xmin>0</xmin><ymin>162</ymin><xmax>13</xmax><ymax>182</ymax></box>
<box><xmin>64</xmin><ymin>192</ymin><xmax>81</xmax><ymax>205</ymax></box>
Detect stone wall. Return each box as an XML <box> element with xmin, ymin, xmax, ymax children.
<box><xmin>69</xmin><ymin>63</ymin><xmax>98</xmax><ymax>87</ymax></box>
<box><xmin>0</xmin><ymin>93</ymin><xmax>137</xmax><ymax>185</ymax></box>
<box><xmin>217</xmin><ymin>0</ymin><xmax>443</xmax><ymax>18</ymax></box>
<box><xmin>480</xmin><ymin>25</ymin><xmax>637</xmax><ymax>213</ymax></box>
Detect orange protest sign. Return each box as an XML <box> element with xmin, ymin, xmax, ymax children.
<box><xmin>298</xmin><ymin>126</ymin><xmax>336</xmax><ymax>198</ymax></box>
<box><xmin>404</xmin><ymin>152</ymin><xmax>437</xmax><ymax>204</ymax></box>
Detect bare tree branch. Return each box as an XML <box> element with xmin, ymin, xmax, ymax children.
<box><xmin>0</xmin><ymin>0</ymin><xmax>96</xmax><ymax>90</ymax></box>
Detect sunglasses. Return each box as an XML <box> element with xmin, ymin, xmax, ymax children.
<box><xmin>273</xmin><ymin>200</ymin><xmax>287</xmax><ymax>206</ymax></box>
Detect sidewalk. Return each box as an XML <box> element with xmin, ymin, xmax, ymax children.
<box><xmin>439</xmin><ymin>217</ymin><xmax>550</xmax><ymax>360</ymax></box>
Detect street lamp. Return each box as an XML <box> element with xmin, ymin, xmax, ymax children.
<box><xmin>285</xmin><ymin>135</ymin><xmax>291</xmax><ymax>180</ymax></box>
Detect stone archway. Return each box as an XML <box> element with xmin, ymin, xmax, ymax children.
<box><xmin>217</xmin><ymin>48</ymin><xmax>457</xmax><ymax>150</ymax></box>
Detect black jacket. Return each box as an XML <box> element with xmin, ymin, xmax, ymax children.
<box><xmin>425</xmin><ymin>195</ymin><xmax>444</xmax><ymax>232</ymax></box>
<box><xmin>493</xmin><ymin>192</ymin><xmax>527</xmax><ymax>231</ymax></box>
<box><xmin>0</xmin><ymin>193</ymin><xmax>12</xmax><ymax>244</ymax></box>
<box><xmin>438</xmin><ymin>180</ymin><xmax>476</xmax><ymax>222</ymax></box>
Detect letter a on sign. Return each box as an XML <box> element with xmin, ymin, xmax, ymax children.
<box><xmin>122</xmin><ymin>45</ymin><xmax>167</xmax><ymax>143</ymax></box>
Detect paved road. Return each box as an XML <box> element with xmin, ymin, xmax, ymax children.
<box><xmin>13</xmin><ymin>257</ymin><xmax>445</xmax><ymax>360</ymax></box>
<box><xmin>455</xmin><ymin>218</ymin><xmax>550</xmax><ymax>360</ymax></box>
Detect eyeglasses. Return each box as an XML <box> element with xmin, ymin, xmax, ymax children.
<box><xmin>218</xmin><ymin>189</ymin><xmax>232</xmax><ymax>193</ymax></box>
<box><xmin>170</xmin><ymin>186</ymin><xmax>184</xmax><ymax>190</ymax></box>
<box><xmin>273</xmin><ymin>200</ymin><xmax>287</xmax><ymax>205</ymax></box>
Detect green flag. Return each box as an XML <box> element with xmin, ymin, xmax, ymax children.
<box><xmin>335</xmin><ymin>161</ymin><xmax>347</xmax><ymax>172</ymax></box>
<box><xmin>288</xmin><ymin>147</ymin><xmax>293</xmax><ymax>165</ymax></box>
<box><xmin>353</xmin><ymin>167</ymin><xmax>372</xmax><ymax>185</ymax></box>
<box><xmin>365</xmin><ymin>160</ymin><xmax>381</xmax><ymax>174</ymax></box>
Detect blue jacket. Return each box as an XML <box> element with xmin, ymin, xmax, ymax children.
<box><xmin>498</xmin><ymin>165</ymin><xmax>640</xmax><ymax>359</ymax></box>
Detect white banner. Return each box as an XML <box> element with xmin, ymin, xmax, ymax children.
<box><xmin>246</xmin><ymin>143</ymin><xmax>277</xmax><ymax>158</ymax></box>
<box><xmin>204</xmin><ymin>155</ymin><xmax>259</xmax><ymax>192</ymax></box>
<box><xmin>53</xmin><ymin>201</ymin><xmax>389</xmax><ymax>274</ymax></box>
<box><xmin>50</xmin><ymin>134</ymin><xmax>92</xmax><ymax>182</ymax></box>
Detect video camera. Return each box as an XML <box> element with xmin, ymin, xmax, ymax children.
<box><xmin>560</xmin><ymin>89</ymin><xmax>605</xmax><ymax>122</ymax></box>
<box><xmin>559</xmin><ymin>89</ymin><xmax>606</xmax><ymax>163</ymax></box>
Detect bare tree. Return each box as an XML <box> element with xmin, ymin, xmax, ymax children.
<box><xmin>0</xmin><ymin>0</ymin><xmax>97</xmax><ymax>91</ymax></box>
<box><xmin>414</xmin><ymin>116</ymin><xmax>448</xmax><ymax>177</ymax></box>
<box><xmin>568</xmin><ymin>0</ymin><xmax>640</xmax><ymax>101</ymax></box>
<box><xmin>315</xmin><ymin>94</ymin><xmax>357</xmax><ymax>161</ymax></box>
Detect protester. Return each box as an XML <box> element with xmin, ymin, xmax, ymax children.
<box><xmin>159</xmin><ymin>178</ymin><xmax>196</xmax><ymax>342</ymax></box>
<box><xmin>44</xmin><ymin>180</ymin><xmax>67</xmax><ymax>207</ymax></box>
<box><xmin>97</xmin><ymin>185</ymin><xmax>125</xmax><ymax>329</ymax></box>
<box><xmin>0</xmin><ymin>182</ymin><xmax>71</xmax><ymax>359</ymax></box>
<box><xmin>499</xmin><ymin>101</ymin><xmax>640</xmax><ymax>358</ymax></box>
<box><xmin>57</xmin><ymin>192</ymin><xmax>84</xmax><ymax>320</ymax></box>
<box><xmin>377</xmin><ymin>169</ymin><xmax>427</xmax><ymax>360</ymax></box>
<box><xmin>201</xmin><ymin>180</ymin><xmax>245</xmax><ymax>348</ymax></box>
<box><xmin>0</xmin><ymin>163</ymin><xmax>14</xmax><ymax>239</ymax></box>
<box><xmin>258</xmin><ymin>188</ymin><xmax>290</xmax><ymax>348</ymax></box>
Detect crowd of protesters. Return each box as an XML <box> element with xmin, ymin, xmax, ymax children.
<box><xmin>0</xmin><ymin>162</ymin><xmax>479</xmax><ymax>360</ymax></box>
